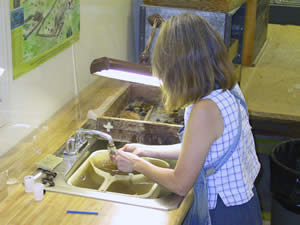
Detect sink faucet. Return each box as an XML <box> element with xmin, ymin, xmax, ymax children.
<box><xmin>64</xmin><ymin>128</ymin><xmax>117</xmax><ymax>156</ymax></box>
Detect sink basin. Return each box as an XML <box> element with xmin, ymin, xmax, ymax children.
<box><xmin>67</xmin><ymin>150</ymin><xmax>169</xmax><ymax>198</ymax></box>
<box><xmin>32</xmin><ymin>121</ymin><xmax>183</xmax><ymax>210</ymax></box>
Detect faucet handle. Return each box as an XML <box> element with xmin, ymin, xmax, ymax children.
<box><xmin>75</xmin><ymin>130</ymin><xmax>87</xmax><ymax>146</ymax></box>
<box><xmin>65</xmin><ymin>137</ymin><xmax>76</xmax><ymax>155</ymax></box>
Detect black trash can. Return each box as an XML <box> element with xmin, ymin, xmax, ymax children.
<box><xmin>270</xmin><ymin>139</ymin><xmax>300</xmax><ymax>225</ymax></box>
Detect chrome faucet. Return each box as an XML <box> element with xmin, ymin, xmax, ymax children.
<box><xmin>64</xmin><ymin>128</ymin><xmax>117</xmax><ymax>156</ymax></box>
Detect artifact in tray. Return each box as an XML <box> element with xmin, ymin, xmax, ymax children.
<box><xmin>151</xmin><ymin>105</ymin><xmax>184</xmax><ymax>125</ymax></box>
<box><xmin>119</xmin><ymin>100</ymin><xmax>152</xmax><ymax>120</ymax></box>
<box><xmin>119</xmin><ymin>100</ymin><xmax>184</xmax><ymax>125</ymax></box>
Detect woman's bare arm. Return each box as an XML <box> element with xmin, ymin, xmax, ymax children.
<box><xmin>116</xmin><ymin>99</ymin><xmax>224</xmax><ymax>196</ymax></box>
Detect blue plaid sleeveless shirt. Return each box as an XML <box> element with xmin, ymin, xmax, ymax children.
<box><xmin>184</xmin><ymin>85</ymin><xmax>261</xmax><ymax>209</ymax></box>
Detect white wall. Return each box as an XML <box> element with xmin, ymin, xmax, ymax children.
<box><xmin>0</xmin><ymin>0</ymin><xmax>136</xmax><ymax>156</ymax></box>
<box><xmin>74</xmin><ymin>0</ymin><xmax>136</xmax><ymax>89</ymax></box>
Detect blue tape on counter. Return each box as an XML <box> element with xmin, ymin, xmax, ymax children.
<box><xmin>66</xmin><ymin>210</ymin><xmax>98</xmax><ymax>215</ymax></box>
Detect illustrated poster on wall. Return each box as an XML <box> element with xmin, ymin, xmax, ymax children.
<box><xmin>10</xmin><ymin>0</ymin><xmax>80</xmax><ymax>80</ymax></box>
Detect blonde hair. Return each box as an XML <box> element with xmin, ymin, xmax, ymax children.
<box><xmin>152</xmin><ymin>13</ymin><xmax>236</xmax><ymax>111</ymax></box>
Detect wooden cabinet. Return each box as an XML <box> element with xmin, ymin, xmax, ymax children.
<box><xmin>143</xmin><ymin>0</ymin><xmax>247</xmax><ymax>12</ymax></box>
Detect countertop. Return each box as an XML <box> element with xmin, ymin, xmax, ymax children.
<box><xmin>240</xmin><ymin>24</ymin><xmax>300</xmax><ymax>138</ymax></box>
<box><xmin>0</xmin><ymin>78</ymin><xmax>193</xmax><ymax>225</ymax></box>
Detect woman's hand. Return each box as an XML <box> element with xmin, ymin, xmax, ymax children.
<box><xmin>116</xmin><ymin>150</ymin><xmax>141</xmax><ymax>173</ymax></box>
<box><xmin>110</xmin><ymin>143</ymin><xmax>146</xmax><ymax>163</ymax></box>
<box><xmin>119</xmin><ymin>143</ymin><xmax>146</xmax><ymax>157</ymax></box>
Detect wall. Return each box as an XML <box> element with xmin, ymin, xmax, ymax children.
<box><xmin>0</xmin><ymin>0</ymin><xmax>136</xmax><ymax>156</ymax></box>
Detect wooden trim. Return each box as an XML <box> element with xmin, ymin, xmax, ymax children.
<box><xmin>250</xmin><ymin>114</ymin><xmax>300</xmax><ymax>138</ymax></box>
<box><xmin>97</xmin><ymin>116</ymin><xmax>183</xmax><ymax>145</ymax></box>
<box><xmin>229</xmin><ymin>39</ymin><xmax>239</xmax><ymax>62</ymax></box>
<box><xmin>249</xmin><ymin>110</ymin><xmax>300</xmax><ymax>122</ymax></box>
<box><xmin>242</xmin><ymin>0</ymin><xmax>257</xmax><ymax>66</ymax></box>
<box><xmin>143</xmin><ymin>0</ymin><xmax>247</xmax><ymax>12</ymax></box>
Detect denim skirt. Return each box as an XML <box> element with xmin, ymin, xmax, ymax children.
<box><xmin>209</xmin><ymin>187</ymin><xmax>263</xmax><ymax>225</ymax></box>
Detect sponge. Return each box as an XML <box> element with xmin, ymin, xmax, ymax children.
<box><xmin>36</xmin><ymin>154</ymin><xmax>63</xmax><ymax>171</ymax></box>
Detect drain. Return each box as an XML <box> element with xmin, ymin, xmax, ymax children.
<box><xmin>81</xmin><ymin>174</ymin><xmax>86</xmax><ymax>181</ymax></box>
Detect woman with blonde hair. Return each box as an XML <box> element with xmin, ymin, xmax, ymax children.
<box><xmin>115</xmin><ymin>13</ymin><xmax>262</xmax><ymax>225</ymax></box>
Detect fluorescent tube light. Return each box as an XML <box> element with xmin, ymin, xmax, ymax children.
<box><xmin>90</xmin><ymin>57</ymin><xmax>162</xmax><ymax>87</ymax></box>
<box><xmin>0</xmin><ymin>67</ymin><xmax>5</xmax><ymax>77</ymax></box>
<box><xmin>94</xmin><ymin>69</ymin><xmax>161</xmax><ymax>87</ymax></box>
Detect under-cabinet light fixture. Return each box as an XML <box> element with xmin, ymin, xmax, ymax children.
<box><xmin>90</xmin><ymin>14</ymin><xmax>164</xmax><ymax>87</ymax></box>
<box><xmin>90</xmin><ymin>57</ymin><xmax>162</xmax><ymax>87</ymax></box>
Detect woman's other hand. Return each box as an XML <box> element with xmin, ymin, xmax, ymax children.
<box><xmin>116</xmin><ymin>150</ymin><xmax>141</xmax><ymax>173</ymax></box>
